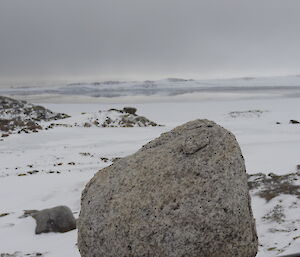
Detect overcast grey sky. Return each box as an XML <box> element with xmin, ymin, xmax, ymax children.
<box><xmin>1</xmin><ymin>0</ymin><xmax>300</xmax><ymax>83</ymax></box>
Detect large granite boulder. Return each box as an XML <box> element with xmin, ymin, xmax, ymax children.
<box><xmin>78</xmin><ymin>119</ymin><xmax>258</xmax><ymax>257</ymax></box>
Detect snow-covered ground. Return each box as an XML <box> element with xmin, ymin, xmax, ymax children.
<box><xmin>1</xmin><ymin>79</ymin><xmax>300</xmax><ymax>256</ymax></box>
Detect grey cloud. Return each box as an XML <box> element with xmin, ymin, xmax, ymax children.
<box><xmin>1</xmin><ymin>0</ymin><xmax>300</xmax><ymax>83</ymax></box>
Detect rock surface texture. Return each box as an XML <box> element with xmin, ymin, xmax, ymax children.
<box><xmin>32</xmin><ymin>206</ymin><xmax>76</xmax><ymax>234</ymax></box>
<box><xmin>78</xmin><ymin>119</ymin><xmax>258</xmax><ymax>257</ymax></box>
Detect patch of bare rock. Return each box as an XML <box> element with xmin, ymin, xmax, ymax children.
<box><xmin>0</xmin><ymin>252</ymin><xmax>44</xmax><ymax>257</ymax></box>
<box><xmin>228</xmin><ymin>109</ymin><xmax>265</xmax><ymax>118</ymax></box>
<box><xmin>78</xmin><ymin>119</ymin><xmax>258</xmax><ymax>257</ymax></box>
<box><xmin>248</xmin><ymin>172</ymin><xmax>300</xmax><ymax>202</ymax></box>
<box><xmin>0</xmin><ymin>96</ymin><xmax>70</xmax><ymax>136</ymax></box>
<box><xmin>76</xmin><ymin>107</ymin><xmax>162</xmax><ymax>128</ymax></box>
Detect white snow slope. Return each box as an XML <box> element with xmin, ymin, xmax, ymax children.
<box><xmin>1</xmin><ymin>81</ymin><xmax>300</xmax><ymax>256</ymax></box>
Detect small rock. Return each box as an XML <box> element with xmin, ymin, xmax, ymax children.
<box><xmin>83</xmin><ymin>122</ymin><xmax>92</xmax><ymax>127</ymax></box>
<box><xmin>32</xmin><ymin>206</ymin><xmax>76</xmax><ymax>234</ymax></box>
<box><xmin>111</xmin><ymin>157</ymin><xmax>121</xmax><ymax>163</ymax></box>
<box><xmin>100</xmin><ymin>157</ymin><xmax>109</xmax><ymax>163</ymax></box>
<box><xmin>27</xmin><ymin>170</ymin><xmax>39</xmax><ymax>175</ymax></box>
<box><xmin>123</xmin><ymin>107</ymin><xmax>137</xmax><ymax>115</ymax></box>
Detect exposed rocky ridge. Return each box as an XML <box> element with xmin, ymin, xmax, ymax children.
<box><xmin>248</xmin><ymin>172</ymin><xmax>300</xmax><ymax>202</ymax></box>
<box><xmin>78</xmin><ymin>119</ymin><xmax>257</xmax><ymax>257</ymax></box>
<box><xmin>0</xmin><ymin>96</ymin><xmax>70</xmax><ymax>135</ymax></box>
<box><xmin>0</xmin><ymin>252</ymin><xmax>44</xmax><ymax>257</ymax></box>
<box><xmin>76</xmin><ymin>107</ymin><xmax>162</xmax><ymax>128</ymax></box>
<box><xmin>228</xmin><ymin>110</ymin><xmax>265</xmax><ymax>118</ymax></box>
<box><xmin>248</xmin><ymin>171</ymin><xmax>300</xmax><ymax>255</ymax></box>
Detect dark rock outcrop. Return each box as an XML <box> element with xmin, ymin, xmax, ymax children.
<box><xmin>0</xmin><ymin>96</ymin><xmax>70</xmax><ymax>135</ymax></box>
<box><xmin>123</xmin><ymin>107</ymin><xmax>137</xmax><ymax>115</ymax></box>
<box><xmin>78</xmin><ymin>108</ymin><xmax>161</xmax><ymax>128</ymax></box>
<box><xmin>290</xmin><ymin>120</ymin><xmax>300</xmax><ymax>124</ymax></box>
